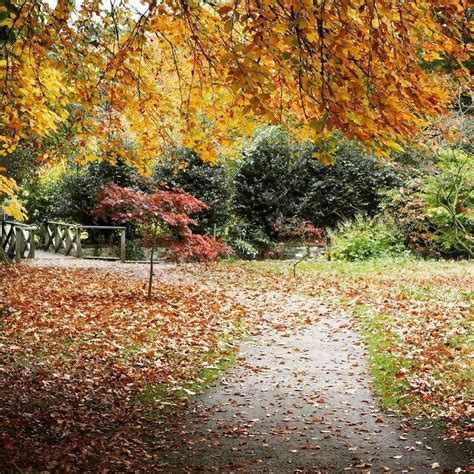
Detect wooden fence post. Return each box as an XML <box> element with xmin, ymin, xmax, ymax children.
<box><xmin>43</xmin><ymin>221</ymin><xmax>53</xmax><ymax>251</ymax></box>
<box><xmin>15</xmin><ymin>227</ymin><xmax>22</xmax><ymax>263</ymax></box>
<box><xmin>54</xmin><ymin>224</ymin><xmax>61</xmax><ymax>253</ymax></box>
<box><xmin>28</xmin><ymin>228</ymin><xmax>35</xmax><ymax>258</ymax></box>
<box><xmin>0</xmin><ymin>220</ymin><xmax>4</xmax><ymax>247</ymax></box>
<box><xmin>120</xmin><ymin>228</ymin><xmax>126</xmax><ymax>263</ymax></box>
<box><xmin>76</xmin><ymin>227</ymin><xmax>82</xmax><ymax>258</ymax></box>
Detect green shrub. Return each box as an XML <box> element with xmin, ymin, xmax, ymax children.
<box><xmin>232</xmin><ymin>127</ymin><xmax>296</xmax><ymax>236</ymax></box>
<box><xmin>380</xmin><ymin>180</ymin><xmax>439</xmax><ymax>257</ymax></box>
<box><xmin>421</xmin><ymin>149</ymin><xmax>473</xmax><ymax>259</ymax></box>
<box><xmin>293</xmin><ymin>141</ymin><xmax>403</xmax><ymax>228</ymax></box>
<box><xmin>123</xmin><ymin>240</ymin><xmax>146</xmax><ymax>261</ymax></box>
<box><xmin>328</xmin><ymin>215</ymin><xmax>407</xmax><ymax>261</ymax></box>
<box><xmin>228</xmin><ymin>239</ymin><xmax>259</xmax><ymax>260</ymax></box>
<box><xmin>220</xmin><ymin>219</ymin><xmax>275</xmax><ymax>260</ymax></box>
<box><xmin>19</xmin><ymin>162</ymin><xmax>67</xmax><ymax>223</ymax></box>
<box><xmin>232</xmin><ymin>126</ymin><xmax>402</xmax><ymax>236</ymax></box>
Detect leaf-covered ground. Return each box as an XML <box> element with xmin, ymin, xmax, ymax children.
<box><xmin>0</xmin><ymin>264</ymin><xmax>244</xmax><ymax>469</ymax></box>
<box><xmin>0</xmin><ymin>256</ymin><xmax>472</xmax><ymax>470</ymax></box>
<box><xmin>242</xmin><ymin>258</ymin><xmax>473</xmax><ymax>431</ymax></box>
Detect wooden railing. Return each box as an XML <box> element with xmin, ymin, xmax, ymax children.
<box><xmin>1</xmin><ymin>220</ymin><xmax>37</xmax><ymax>262</ymax></box>
<box><xmin>43</xmin><ymin>222</ymin><xmax>126</xmax><ymax>262</ymax></box>
<box><xmin>1</xmin><ymin>218</ymin><xmax>126</xmax><ymax>262</ymax></box>
<box><xmin>43</xmin><ymin>221</ymin><xmax>81</xmax><ymax>257</ymax></box>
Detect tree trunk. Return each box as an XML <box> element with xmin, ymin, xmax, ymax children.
<box><xmin>293</xmin><ymin>244</ymin><xmax>310</xmax><ymax>277</ymax></box>
<box><xmin>147</xmin><ymin>243</ymin><xmax>155</xmax><ymax>298</ymax></box>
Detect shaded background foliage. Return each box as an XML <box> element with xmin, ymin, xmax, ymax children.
<box><xmin>232</xmin><ymin>127</ymin><xmax>403</xmax><ymax>236</ymax></box>
<box><xmin>16</xmin><ymin>125</ymin><xmax>472</xmax><ymax>261</ymax></box>
<box><xmin>21</xmin><ymin>160</ymin><xmax>148</xmax><ymax>225</ymax></box>
<box><xmin>152</xmin><ymin>148</ymin><xmax>231</xmax><ymax>235</ymax></box>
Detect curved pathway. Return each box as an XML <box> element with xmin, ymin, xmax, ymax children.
<box><xmin>28</xmin><ymin>254</ymin><xmax>472</xmax><ymax>472</ymax></box>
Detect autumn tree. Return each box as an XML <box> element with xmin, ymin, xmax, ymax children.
<box><xmin>95</xmin><ymin>183</ymin><xmax>229</xmax><ymax>297</ymax></box>
<box><xmin>1</xmin><ymin>0</ymin><xmax>471</xmax><ymax>218</ymax></box>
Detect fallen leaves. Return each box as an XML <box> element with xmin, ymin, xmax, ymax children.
<box><xmin>184</xmin><ymin>260</ymin><xmax>473</xmax><ymax>436</ymax></box>
<box><xmin>0</xmin><ymin>258</ymin><xmax>471</xmax><ymax>470</ymax></box>
<box><xmin>0</xmin><ymin>264</ymin><xmax>244</xmax><ymax>469</ymax></box>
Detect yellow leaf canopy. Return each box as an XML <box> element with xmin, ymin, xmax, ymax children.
<box><xmin>0</xmin><ymin>0</ymin><xmax>471</xmax><ymax>214</ymax></box>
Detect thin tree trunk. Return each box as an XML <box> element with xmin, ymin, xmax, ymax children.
<box><xmin>293</xmin><ymin>244</ymin><xmax>310</xmax><ymax>277</ymax></box>
<box><xmin>148</xmin><ymin>242</ymin><xmax>155</xmax><ymax>298</ymax></box>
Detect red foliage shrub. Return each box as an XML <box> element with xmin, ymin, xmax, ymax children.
<box><xmin>274</xmin><ymin>217</ymin><xmax>325</xmax><ymax>245</ymax></box>
<box><xmin>95</xmin><ymin>183</ymin><xmax>229</xmax><ymax>262</ymax></box>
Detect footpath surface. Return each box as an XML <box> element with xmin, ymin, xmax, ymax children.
<box><xmin>29</xmin><ymin>255</ymin><xmax>472</xmax><ymax>472</ymax></box>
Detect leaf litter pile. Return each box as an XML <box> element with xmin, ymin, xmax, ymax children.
<box><xmin>0</xmin><ymin>264</ymin><xmax>244</xmax><ymax>470</ymax></box>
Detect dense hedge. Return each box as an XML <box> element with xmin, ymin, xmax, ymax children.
<box><xmin>294</xmin><ymin>142</ymin><xmax>402</xmax><ymax>227</ymax></box>
<box><xmin>232</xmin><ymin>127</ymin><xmax>402</xmax><ymax>236</ymax></box>
<box><xmin>153</xmin><ymin>148</ymin><xmax>231</xmax><ymax>234</ymax></box>
<box><xmin>232</xmin><ymin>127</ymin><xmax>296</xmax><ymax>237</ymax></box>
<box><xmin>14</xmin><ymin>124</ymin><xmax>472</xmax><ymax>262</ymax></box>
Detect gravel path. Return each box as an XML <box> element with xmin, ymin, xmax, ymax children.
<box><xmin>28</xmin><ymin>254</ymin><xmax>472</xmax><ymax>472</ymax></box>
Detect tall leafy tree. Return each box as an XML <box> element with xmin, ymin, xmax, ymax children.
<box><xmin>1</xmin><ymin>0</ymin><xmax>471</xmax><ymax>218</ymax></box>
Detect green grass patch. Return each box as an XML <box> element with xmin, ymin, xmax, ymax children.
<box><xmin>236</xmin><ymin>256</ymin><xmax>473</xmax><ymax>280</ymax></box>
<box><xmin>355</xmin><ymin>306</ymin><xmax>413</xmax><ymax>412</ymax></box>
<box><xmin>235</xmin><ymin>256</ymin><xmax>419</xmax><ymax>276</ymax></box>
<box><xmin>136</xmin><ymin>350</ymin><xmax>237</xmax><ymax>410</ymax></box>
<box><xmin>175</xmin><ymin>352</ymin><xmax>237</xmax><ymax>398</ymax></box>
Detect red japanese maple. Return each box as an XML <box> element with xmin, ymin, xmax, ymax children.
<box><xmin>95</xmin><ymin>183</ymin><xmax>229</xmax><ymax>296</ymax></box>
